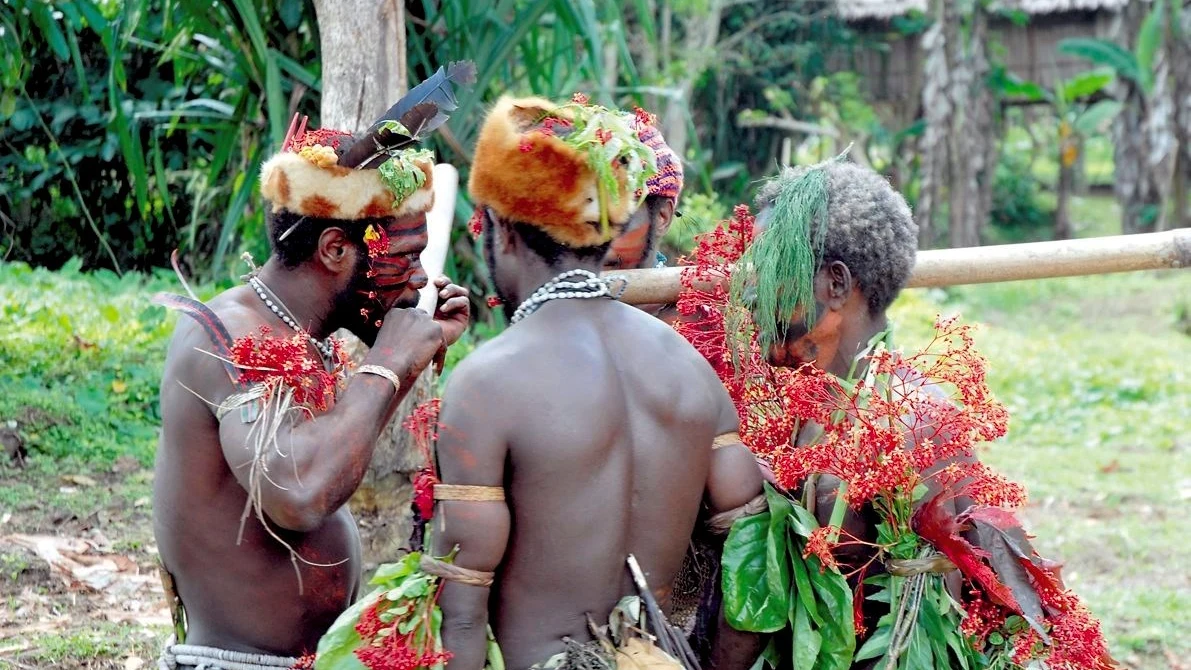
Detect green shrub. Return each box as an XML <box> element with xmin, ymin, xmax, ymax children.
<box><xmin>986</xmin><ymin>151</ymin><xmax>1054</xmax><ymax>243</ymax></box>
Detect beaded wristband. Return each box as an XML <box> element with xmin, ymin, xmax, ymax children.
<box><xmin>358</xmin><ymin>364</ymin><xmax>401</xmax><ymax>394</ymax></box>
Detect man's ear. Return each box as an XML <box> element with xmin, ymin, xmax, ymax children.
<box><xmin>495</xmin><ymin>215</ymin><xmax>518</xmax><ymax>254</ymax></box>
<box><xmin>653</xmin><ymin>199</ymin><xmax>675</xmax><ymax>238</ymax></box>
<box><xmin>821</xmin><ymin>260</ymin><xmax>853</xmax><ymax>310</ymax></box>
<box><xmin>315</xmin><ymin>226</ymin><xmax>358</xmax><ymax>275</ymax></box>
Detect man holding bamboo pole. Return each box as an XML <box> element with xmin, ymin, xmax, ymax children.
<box><xmin>428</xmin><ymin>95</ymin><xmax>763</xmax><ymax>670</ymax></box>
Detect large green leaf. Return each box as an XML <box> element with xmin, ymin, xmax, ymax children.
<box><xmin>790</xmin><ymin>599</ymin><xmax>822</xmax><ymax>670</ymax></box>
<box><xmin>722</xmin><ymin>510</ymin><xmax>789</xmax><ymax>632</ymax></box>
<box><xmin>1059</xmin><ymin>69</ymin><xmax>1114</xmax><ymax>103</ymax></box>
<box><xmin>1073</xmin><ymin>99</ymin><xmax>1123</xmax><ymax>136</ymax></box>
<box><xmin>314</xmin><ymin>587</ymin><xmax>378</xmax><ymax>670</ymax></box>
<box><xmin>1058</xmin><ymin>38</ymin><xmax>1142</xmax><ymax>87</ymax></box>
<box><xmin>1136</xmin><ymin>1</ymin><xmax>1165</xmax><ymax>92</ymax></box>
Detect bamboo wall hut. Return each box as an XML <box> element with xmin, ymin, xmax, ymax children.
<box><xmin>838</xmin><ymin>0</ymin><xmax>1127</xmax><ymax>110</ymax></box>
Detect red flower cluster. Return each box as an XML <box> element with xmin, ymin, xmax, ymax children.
<box><xmin>802</xmin><ymin>526</ymin><xmax>840</xmax><ymax>572</ymax></box>
<box><xmin>486</xmin><ymin>295</ymin><xmax>503</xmax><ymax>308</ymax></box>
<box><xmin>467</xmin><ymin>206</ymin><xmax>484</xmax><ymax>239</ymax></box>
<box><xmin>229</xmin><ymin>326</ymin><xmax>344</xmax><ymax>413</ymax></box>
<box><xmin>571</xmin><ymin>92</ymin><xmax>590</xmax><ymax>104</ymax></box>
<box><xmin>518</xmin><ymin>140</ymin><xmax>534</xmax><ymax>153</ymax></box>
<box><xmin>365</xmin><ymin>224</ymin><xmax>391</xmax><ymax>259</ymax></box>
<box><xmin>634</xmin><ymin>106</ymin><xmax>657</xmax><ymax>127</ymax></box>
<box><xmin>595</xmin><ymin>128</ymin><xmax>613</xmax><ymax>145</ymax></box>
<box><xmin>291</xmin><ymin>653</ymin><xmax>317</xmax><ymax>669</ymax></box>
<box><xmin>766</xmin><ymin>316</ymin><xmax>1014</xmax><ymax>510</ymax></box>
<box><xmin>285</xmin><ymin>127</ymin><xmax>345</xmax><ymax>152</ymax></box>
<box><xmin>354</xmin><ymin>599</ymin><xmax>452</xmax><ymax>670</ymax></box>
<box><xmin>404</xmin><ymin>398</ymin><xmax>442</xmax><ymax>520</ymax></box>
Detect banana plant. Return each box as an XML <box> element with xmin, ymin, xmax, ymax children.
<box><xmin>991</xmin><ymin>64</ymin><xmax>1122</xmax><ymax>239</ymax></box>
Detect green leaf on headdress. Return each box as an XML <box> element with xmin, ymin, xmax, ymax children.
<box><xmin>731</xmin><ymin>158</ymin><xmax>843</xmax><ymax>354</ymax></box>
<box><xmin>538</xmin><ymin>101</ymin><xmax>658</xmax><ymax>233</ymax></box>
<box><xmin>377</xmin><ymin>147</ymin><xmax>435</xmax><ymax>205</ymax></box>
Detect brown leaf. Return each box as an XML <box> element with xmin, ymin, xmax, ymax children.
<box><xmin>61</xmin><ymin>474</ymin><xmax>98</xmax><ymax>487</ymax></box>
<box><xmin>972</xmin><ymin>520</ymin><xmax>1049</xmax><ymax>640</ymax></box>
<box><xmin>1099</xmin><ymin>459</ymin><xmax>1121</xmax><ymax>474</ymax></box>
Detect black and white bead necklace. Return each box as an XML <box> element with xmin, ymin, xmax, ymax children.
<box><xmin>247</xmin><ymin>275</ymin><xmax>336</xmax><ymax>361</ymax></box>
<box><xmin>509</xmin><ymin>269</ymin><xmax>626</xmax><ymax>324</ymax></box>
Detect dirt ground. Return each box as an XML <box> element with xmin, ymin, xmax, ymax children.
<box><xmin>0</xmin><ymin>462</ymin><xmax>167</xmax><ymax>670</ymax></box>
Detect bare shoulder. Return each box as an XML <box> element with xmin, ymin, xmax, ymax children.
<box><xmin>161</xmin><ymin>286</ymin><xmax>268</xmax><ymax>403</ymax></box>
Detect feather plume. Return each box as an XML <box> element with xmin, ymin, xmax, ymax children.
<box><xmin>337</xmin><ymin>60</ymin><xmax>477</xmax><ymax>169</ymax></box>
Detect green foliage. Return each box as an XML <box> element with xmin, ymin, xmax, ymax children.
<box><xmin>0</xmin><ymin>260</ymin><xmax>176</xmax><ymax>466</ymax></box>
<box><xmin>0</xmin><ymin>0</ymin><xmax>320</xmax><ymax>278</ymax></box>
<box><xmin>660</xmin><ymin>190</ymin><xmax>728</xmax><ymax>260</ymax></box>
<box><xmin>722</xmin><ymin>484</ymin><xmax>855</xmax><ymax>669</ymax></box>
<box><xmin>1058</xmin><ymin>38</ymin><xmax>1143</xmax><ymax>90</ymax></box>
<box><xmin>1057</xmin><ymin>69</ymin><xmax>1115</xmax><ymax>104</ymax></box>
<box><xmin>986</xmin><ymin>152</ymin><xmax>1053</xmax><ymax>243</ymax></box>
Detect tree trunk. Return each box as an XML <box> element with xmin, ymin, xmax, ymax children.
<box><xmin>1112</xmin><ymin>0</ymin><xmax>1172</xmax><ymax>234</ymax></box>
<box><xmin>916</xmin><ymin>0</ymin><xmax>950</xmax><ymax>248</ymax></box>
<box><xmin>946</xmin><ymin>0</ymin><xmax>995</xmax><ymax>248</ymax></box>
<box><xmin>314</xmin><ymin>0</ymin><xmax>430</xmax><ymax>568</ymax></box>
<box><xmin>661</xmin><ymin>0</ymin><xmax>723</xmax><ymax>166</ymax></box>
<box><xmin>1170</xmin><ymin>3</ymin><xmax>1191</xmax><ymax>228</ymax></box>
<box><xmin>314</xmin><ymin>0</ymin><xmax>406</xmax><ymax>131</ymax></box>
<box><xmin>918</xmin><ymin>0</ymin><xmax>996</xmax><ymax>249</ymax></box>
<box><xmin>1055</xmin><ymin>152</ymin><xmax>1075</xmax><ymax>239</ymax></box>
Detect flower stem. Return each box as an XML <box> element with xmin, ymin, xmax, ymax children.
<box><xmin>827</xmin><ymin>480</ymin><xmax>849</xmax><ymax>541</ymax></box>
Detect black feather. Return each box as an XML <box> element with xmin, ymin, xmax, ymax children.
<box><xmin>337</xmin><ymin>60</ymin><xmax>477</xmax><ymax>169</ymax></box>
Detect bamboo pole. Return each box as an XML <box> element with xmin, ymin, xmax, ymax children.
<box><xmin>608</xmin><ymin>229</ymin><xmax>1191</xmax><ymax>306</ymax></box>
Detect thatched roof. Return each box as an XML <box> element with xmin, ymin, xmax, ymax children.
<box><xmin>836</xmin><ymin>0</ymin><xmax>1129</xmax><ymax>20</ymax></box>
<box><xmin>837</xmin><ymin>0</ymin><xmax>925</xmax><ymax>21</ymax></box>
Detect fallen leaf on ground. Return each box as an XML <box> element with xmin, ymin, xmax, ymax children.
<box><xmin>1098</xmin><ymin>460</ymin><xmax>1120</xmax><ymax>474</ymax></box>
<box><xmin>1</xmin><ymin>534</ymin><xmax>168</xmax><ymax>626</ymax></box>
<box><xmin>61</xmin><ymin>474</ymin><xmax>99</xmax><ymax>487</ymax></box>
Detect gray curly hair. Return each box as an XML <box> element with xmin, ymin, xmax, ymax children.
<box><xmin>754</xmin><ymin>162</ymin><xmax>917</xmax><ymax>315</ymax></box>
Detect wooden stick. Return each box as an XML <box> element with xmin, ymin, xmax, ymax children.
<box><xmin>416</xmin><ymin>163</ymin><xmax>459</xmax><ymax>314</ymax></box>
<box><xmin>608</xmin><ymin>229</ymin><xmax>1191</xmax><ymax>306</ymax></box>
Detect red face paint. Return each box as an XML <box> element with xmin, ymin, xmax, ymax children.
<box><xmin>355</xmin><ymin>214</ymin><xmax>430</xmax><ymax>320</ymax></box>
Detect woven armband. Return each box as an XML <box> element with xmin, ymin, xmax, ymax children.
<box><xmin>433</xmin><ymin>484</ymin><xmax>506</xmax><ymax>502</ymax></box>
<box><xmin>886</xmin><ymin>555</ymin><xmax>957</xmax><ymax>576</ymax></box>
<box><xmin>712</xmin><ymin>431</ymin><xmax>742</xmax><ymax>450</ymax></box>
<box><xmin>215</xmin><ymin>385</ymin><xmax>266</xmax><ymax>423</ymax></box>
<box><xmin>420</xmin><ymin>555</ymin><xmax>495</xmax><ymax>587</ymax></box>
<box><xmin>706</xmin><ymin>494</ymin><xmax>767</xmax><ymax>535</ymax></box>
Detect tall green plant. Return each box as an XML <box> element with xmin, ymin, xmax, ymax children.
<box><xmin>405</xmin><ymin>0</ymin><xmax>646</xmax><ymax>321</ymax></box>
<box><xmin>1</xmin><ymin>0</ymin><xmax>319</xmax><ymax>278</ymax></box>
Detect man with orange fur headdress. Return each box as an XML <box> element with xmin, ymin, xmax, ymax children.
<box><xmin>426</xmin><ymin>95</ymin><xmax>764</xmax><ymax>670</ymax></box>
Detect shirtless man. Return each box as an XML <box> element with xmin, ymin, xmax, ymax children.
<box><xmin>428</xmin><ymin>96</ymin><xmax>763</xmax><ymax>670</ymax></box>
<box><xmin>153</xmin><ymin>111</ymin><xmax>469</xmax><ymax>666</ymax></box>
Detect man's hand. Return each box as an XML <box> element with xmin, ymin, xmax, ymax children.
<box><xmin>369</xmin><ymin>307</ymin><xmax>444</xmax><ymax>382</ymax></box>
<box><xmin>432</xmin><ymin>276</ymin><xmax>471</xmax><ymax>348</ymax></box>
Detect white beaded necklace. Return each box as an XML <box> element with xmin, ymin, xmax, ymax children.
<box><xmin>509</xmin><ymin>269</ymin><xmax>626</xmax><ymax>324</ymax></box>
<box><xmin>247</xmin><ymin>275</ymin><xmax>336</xmax><ymax>361</ymax></box>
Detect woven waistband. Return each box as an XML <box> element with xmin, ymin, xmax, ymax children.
<box><xmin>158</xmin><ymin>638</ymin><xmax>299</xmax><ymax>670</ymax></box>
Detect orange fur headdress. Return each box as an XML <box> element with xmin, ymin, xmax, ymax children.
<box><xmin>469</xmin><ymin>95</ymin><xmax>656</xmax><ymax>248</ymax></box>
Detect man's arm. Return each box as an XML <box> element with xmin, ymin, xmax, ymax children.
<box><xmin>702</xmin><ymin>385</ymin><xmax>767</xmax><ymax>670</ymax></box>
<box><xmin>431</xmin><ymin>359</ymin><xmax>511</xmax><ymax>670</ymax></box>
<box><xmin>177</xmin><ymin>303</ymin><xmax>449</xmax><ymax>532</ymax></box>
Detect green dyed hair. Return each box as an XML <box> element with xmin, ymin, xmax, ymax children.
<box><xmin>731</xmin><ymin>154</ymin><xmax>846</xmax><ymax>353</ymax></box>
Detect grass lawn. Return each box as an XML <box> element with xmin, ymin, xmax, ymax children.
<box><xmin>1</xmin><ymin>210</ymin><xmax>1187</xmax><ymax>667</ymax></box>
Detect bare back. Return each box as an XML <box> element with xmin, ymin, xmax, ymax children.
<box><xmin>435</xmin><ymin>299</ymin><xmax>727</xmax><ymax>669</ymax></box>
